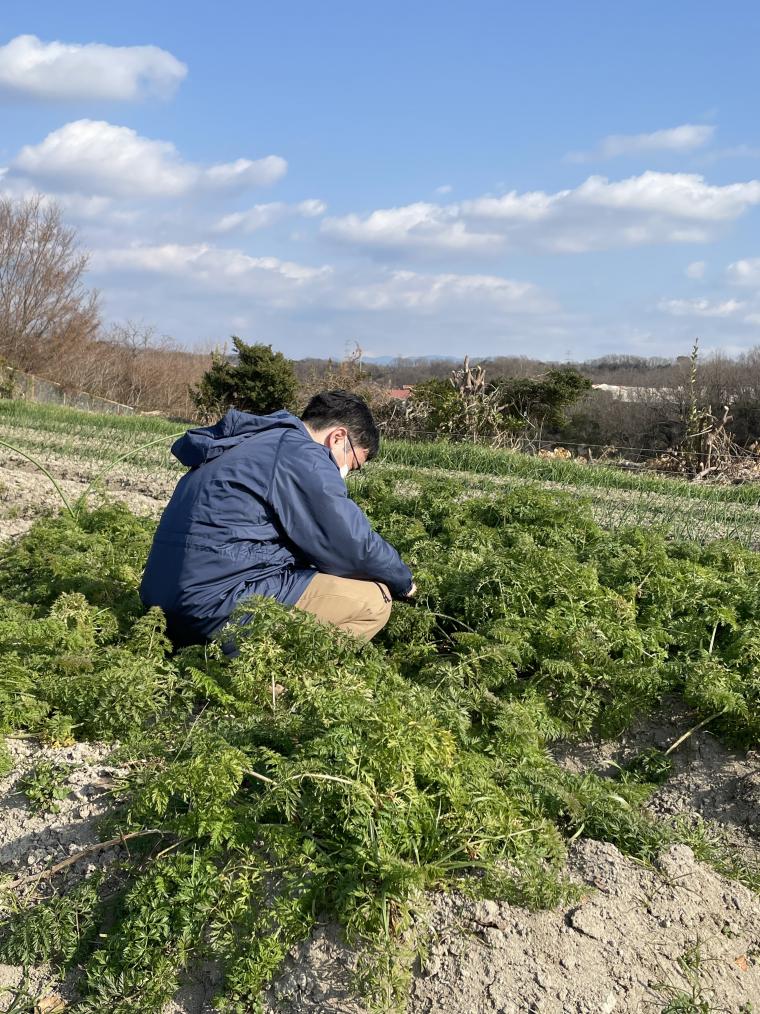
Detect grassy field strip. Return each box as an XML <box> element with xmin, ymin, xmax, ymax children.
<box><xmin>382</xmin><ymin>438</ymin><xmax>760</xmax><ymax>505</ymax></box>
<box><xmin>2</xmin><ymin>399</ymin><xmax>760</xmax><ymax>545</ymax></box>
<box><xmin>5</xmin><ymin>400</ymin><xmax>760</xmax><ymax>505</ymax></box>
<box><xmin>0</xmin><ymin>399</ymin><xmax>181</xmax><ymax>437</ymax></box>
<box><xmin>367</xmin><ymin>462</ymin><xmax>760</xmax><ymax>547</ymax></box>
<box><xmin>0</xmin><ymin>419</ymin><xmax>185</xmax><ymax>474</ymax></box>
<box><xmin>0</xmin><ymin>410</ymin><xmax>183</xmax><ymax>449</ymax></box>
<box><xmin>0</xmin><ymin>428</ymin><xmax>184</xmax><ymax>475</ymax></box>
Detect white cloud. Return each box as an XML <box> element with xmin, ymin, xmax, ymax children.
<box><xmin>93</xmin><ymin>243</ymin><xmax>329</xmax><ymax>283</ymax></box>
<box><xmin>435</xmin><ymin>184</ymin><xmax>453</xmax><ymax>195</ymax></box>
<box><xmin>659</xmin><ymin>297</ymin><xmax>746</xmax><ymax>318</ymax></box>
<box><xmin>700</xmin><ymin>144</ymin><xmax>760</xmax><ymax>165</ymax></box>
<box><xmin>214</xmin><ymin>199</ymin><xmax>326</xmax><ymax>234</ymax></box>
<box><xmin>321</xmin><ymin>202</ymin><xmax>503</xmax><ymax>254</ymax></box>
<box><xmin>726</xmin><ymin>258</ymin><xmax>760</xmax><ymax>287</ymax></box>
<box><xmin>0</xmin><ymin>34</ymin><xmax>186</xmax><ymax>101</ymax></box>
<box><xmin>567</xmin><ymin>124</ymin><xmax>715</xmax><ymax>163</ymax></box>
<box><xmin>0</xmin><ymin>171</ymin><xmax>142</xmax><ymax>228</ymax></box>
<box><xmin>341</xmin><ymin>269</ymin><xmax>553</xmax><ymax>313</ymax></box>
<box><xmin>90</xmin><ymin>241</ymin><xmax>555</xmax><ymax>322</ymax></box>
<box><xmin>686</xmin><ymin>260</ymin><xmax>706</xmax><ymax>279</ymax></box>
<box><xmin>665</xmin><ymin>259</ymin><xmax>760</xmax><ymax>327</ymax></box>
<box><xmin>572</xmin><ymin>172</ymin><xmax>759</xmax><ymax>219</ymax></box>
<box><xmin>91</xmin><ymin>243</ymin><xmax>332</xmax><ymax>308</ymax></box>
<box><xmin>461</xmin><ymin>189</ymin><xmax>554</xmax><ymax>222</ymax></box>
<box><xmin>326</xmin><ymin>172</ymin><xmax>760</xmax><ymax>256</ymax></box>
<box><xmin>467</xmin><ymin>172</ymin><xmax>760</xmax><ymax>222</ymax></box>
<box><xmin>11</xmin><ymin>120</ymin><xmax>286</xmax><ymax>198</ymax></box>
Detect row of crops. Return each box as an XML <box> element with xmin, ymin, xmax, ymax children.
<box><xmin>0</xmin><ymin>460</ymin><xmax>758</xmax><ymax>1011</ymax></box>
<box><xmin>4</xmin><ymin>397</ymin><xmax>760</xmax><ymax>548</ymax></box>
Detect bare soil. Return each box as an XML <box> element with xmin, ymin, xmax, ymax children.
<box><xmin>2</xmin><ymin>723</ymin><xmax>758</xmax><ymax>1014</ymax></box>
<box><xmin>0</xmin><ymin>739</ymin><xmax>129</xmax><ymax>1012</ymax></box>
<box><xmin>255</xmin><ymin>704</ymin><xmax>760</xmax><ymax>1014</ymax></box>
<box><xmin>0</xmin><ymin>458</ymin><xmax>168</xmax><ymax>543</ymax></box>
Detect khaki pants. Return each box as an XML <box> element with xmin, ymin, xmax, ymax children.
<box><xmin>293</xmin><ymin>574</ymin><xmax>392</xmax><ymax>641</ymax></box>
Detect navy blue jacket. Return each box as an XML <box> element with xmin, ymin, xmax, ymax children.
<box><xmin>139</xmin><ymin>408</ymin><xmax>413</xmax><ymax>645</ymax></box>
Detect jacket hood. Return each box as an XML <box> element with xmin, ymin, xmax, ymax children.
<box><xmin>172</xmin><ymin>408</ymin><xmax>305</xmax><ymax>467</ymax></box>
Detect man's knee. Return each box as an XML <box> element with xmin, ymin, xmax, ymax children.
<box><xmin>294</xmin><ymin>575</ymin><xmax>392</xmax><ymax>639</ymax></box>
<box><xmin>366</xmin><ymin>582</ymin><xmax>392</xmax><ymax>634</ymax></box>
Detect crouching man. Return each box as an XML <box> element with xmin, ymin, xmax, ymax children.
<box><xmin>139</xmin><ymin>389</ymin><xmax>415</xmax><ymax>651</ymax></box>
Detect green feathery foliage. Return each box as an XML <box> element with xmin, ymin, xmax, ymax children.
<box><xmin>0</xmin><ymin>474</ymin><xmax>758</xmax><ymax>1012</ymax></box>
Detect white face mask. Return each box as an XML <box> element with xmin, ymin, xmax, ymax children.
<box><xmin>339</xmin><ymin>437</ymin><xmax>350</xmax><ymax>480</ymax></box>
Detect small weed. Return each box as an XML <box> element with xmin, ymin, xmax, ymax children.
<box><xmin>657</xmin><ymin>992</ymin><xmax>715</xmax><ymax>1014</ymax></box>
<box><xmin>675</xmin><ymin>815</ymin><xmax>760</xmax><ymax>895</ymax></box>
<box><xmin>17</xmin><ymin>759</ymin><xmax>73</xmax><ymax>814</ymax></box>
<box><xmin>0</xmin><ymin>737</ymin><xmax>12</xmax><ymax>778</ymax></box>
<box><xmin>650</xmin><ymin>940</ymin><xmax>731</xmax><ymax>1014</ymax></box>
<box><xmin>622</xmin><ymin>747</ymin><xmax>674</xmax><ymax>785</ymax></box>
<box><xmin>0</xmin><ymin>876</ymin><xmax>104</xmax><ymax>968</ymax></box>
<box><xmin>0</xmin><ymin>984</ymin><xmax>37</xmax><ymax>1014</ymax></box>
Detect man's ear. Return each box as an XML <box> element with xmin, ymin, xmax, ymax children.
<box><xmin>328</xmin><ymin>425</ymin><xmax>347</xmax><ymax>448</ymax></box>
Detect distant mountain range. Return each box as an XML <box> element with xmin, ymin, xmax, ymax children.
<box><xmin>361</xmin><ymin>355</ymin><xmax>462</xmax><ymax>365</ymax></box>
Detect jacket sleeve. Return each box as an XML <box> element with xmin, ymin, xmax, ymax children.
<box><xmin>269</xmin><ymin>436</ymin><xmax>413</xmax><ymax>598</ymax></box>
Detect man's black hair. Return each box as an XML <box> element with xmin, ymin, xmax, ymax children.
<box><xmin>300</xmin><ymin>389</ymin><xmax>380</xmax><ymax>459</ymax></box>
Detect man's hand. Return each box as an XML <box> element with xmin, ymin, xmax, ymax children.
<box><xmin>403</xmin><ymin>581</ymin><xmax>417</xmax><ymax>598</ymax></box>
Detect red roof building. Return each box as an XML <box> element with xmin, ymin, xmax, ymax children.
<box><xmin>388</xmin><ymin>385</ymin><xmax>414</xmax><ymax>401</ymax></box>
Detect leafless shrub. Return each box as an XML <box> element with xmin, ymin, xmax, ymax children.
<box><xmin>0</xmin><ymin>195</ymin><xmax>99</xmax><ymax>372</ymax></box>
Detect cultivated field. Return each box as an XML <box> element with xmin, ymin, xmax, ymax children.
<box><xmin>4</xmin><ymin>399</ymin><xmax>760</xmax><ymax>547</ymax></box>
<box><xmin>0</xmin><ymin>399</ymin><xmax>758</xmax><ymax>1014</ymax></box>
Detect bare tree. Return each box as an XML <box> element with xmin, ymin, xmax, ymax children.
<box><xmin>0</xmin><ymin>195</ymin><xmax>99</xmax><ymax>372</ymax></box>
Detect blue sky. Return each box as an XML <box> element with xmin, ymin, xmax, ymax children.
<box><xmin>2</xmin><ymin>0</ymin><xmax>760</xmax><ymax>360</ymax></box>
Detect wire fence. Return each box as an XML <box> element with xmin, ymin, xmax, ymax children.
<box><xmin>375</xmin><ymin>427</ymin><xmax>760</xmax><ymax>478</ymax></box>
<box><xmin>1</xmin><ymin>366</ymin><xmax>136</xmax><ymax>416</ymax></box>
